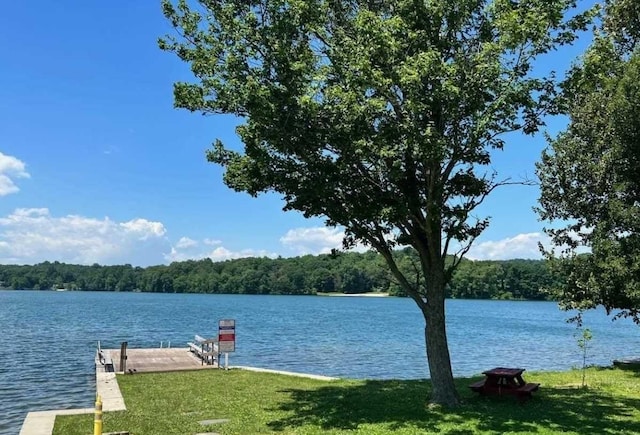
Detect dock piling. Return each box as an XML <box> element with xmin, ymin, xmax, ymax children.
<box><xmin>119</xmin><ymin>342</ymin><xmax>128</xmax><ymax>373</ymax></box>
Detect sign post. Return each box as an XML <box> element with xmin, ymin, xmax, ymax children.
<box><xmin>218</xmin><ymin>319</ymin><xmax>235</xmax><ymax>369</ymax></box>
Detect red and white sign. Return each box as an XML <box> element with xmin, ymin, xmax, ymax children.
<box><xmin>218</xmin><ymin>319</ymin><xmax>236</xmax><ymax>353</ymax></box>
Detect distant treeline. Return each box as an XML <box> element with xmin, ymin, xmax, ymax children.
<box><xmin>0</xmin><ymin>249</ymin><xmax>558</xmax><ymax>300</ymax></box>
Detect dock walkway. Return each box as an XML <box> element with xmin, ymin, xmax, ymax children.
<box><xmin>107</xmin><ymin>347</ymin><xmax>219</xmax><ymax>373</ymax></box>
<box><xmin>20</xmin><ymin>346</ymin><xmax>217</xmax><ymax>435</ymax></box>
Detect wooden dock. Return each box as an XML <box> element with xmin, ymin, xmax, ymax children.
<box><xmin>103</xmin><ymin>347</ymin><xmax>219</xmax><ymax>373</ymax></box>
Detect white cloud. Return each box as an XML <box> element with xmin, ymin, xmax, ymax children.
<box><xmin>280</xmin><ymin>227</ymin><xmax>550</xmax><ymax>261</ymax></box>
<box><xmin>0</xmin><ymin>208</ymin><xmax>168</xmax><ymax>266</ymax></box>
<box><xmin>0</xmin><ymin>152</ymin><xmax>30</xmax><ymax>196</ymax></box>
<box><xmin>280</xmin><ymin>226</ymin><xmax>373</xmax><ymax>255</ymax></box>
<box><xmin>207</xmin><ymin>246</ymin><xmax>276</xmax><ymax>261</ymax></box>
<box><xmin>466</xmin><ymin>232</ymin><xmax>546</xmax><ymax>260</ymax></box>
<box><xmin>0</xmin><ymin>207</ymin><xmax>283</xmax><ymax>266</ymax></box>
<box><xmin>204</xmin><ymin>246</ymin><xmax>235</xmax><ymax>261</ymax></box>
<box><xmin>164</xmin><ymin>247</ymin><xmax>196</xmax><ymax>263</ymax></box>
<box><xmin>175</xmin><ymin>236</ymin><xmax>198</xmax><ymax>249</ymax></box>
<box><xmin>165</xmin><ymin>239</ymin><xmax>276</xmax><ymax>263</ymax></box>
<box><xmin>280</xmin><ymin>226</ymin><xmax>345</xmax><ymax>255</ymax></box>
<box><xmin>119</xmin><ymin>218</ymin><xmax>166</xmax><ymax>239</ymax></box>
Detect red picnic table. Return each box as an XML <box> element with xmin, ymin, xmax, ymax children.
<box><xmin>469</xmin><ymin>367</ymin><xmax>540</xmax><ymax>402</ymax></box>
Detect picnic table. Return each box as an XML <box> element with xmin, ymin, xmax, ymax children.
<box><xmin>469</xmin><ymin>367</ymin><xmax>540</xmax><ymax>402</ymax></box>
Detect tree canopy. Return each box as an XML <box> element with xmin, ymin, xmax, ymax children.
<box><xmin>160</xmin><ymin>0</ymin><xmax>592</xmax><ymax>405</ymax></box>
<box><xmin>537</xmin><ymin>0</ymin><xmax>640</xmax><ymax>323</ymax></box>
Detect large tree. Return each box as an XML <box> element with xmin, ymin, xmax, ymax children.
<box><xmin>160</xmin><ymin>0</ymin><xmax>590</xmax><ymax>405</ymax></box>
<box><xmin>537</xmin><ymin>0</ymin><xmax>640</xmax><ymax>323</ymax></box>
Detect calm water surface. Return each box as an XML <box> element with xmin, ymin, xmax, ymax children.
<box><xmin>1</xmin><ymin>290</ymin><xmax>639</xmax><ymax>434</ymax></box>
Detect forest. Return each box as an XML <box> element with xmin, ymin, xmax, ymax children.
<box><xmin>0</xmin><ymin>249</ymin><xmax>559</xmax><ymax>300</ymax></box>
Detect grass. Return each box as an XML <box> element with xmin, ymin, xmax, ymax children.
<box><xmin>53</xmin><ymin>366</ymin><xmax>640</xmax><ymax>434</ymax></box>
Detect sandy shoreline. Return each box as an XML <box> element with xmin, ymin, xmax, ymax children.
<box><xmin>317</xmin><ymin>292</ymin><xmax>390</xmax><ymax>297</ymax></box>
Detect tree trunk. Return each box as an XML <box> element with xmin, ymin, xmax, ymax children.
<box><xmin>423</xmin><ymin>282</ymin><xmax>459</xmax><ymax>406</ymax></box>
<box><xmin>375</xmin><ymin>232</ymin><xmax>459</xmax><ymax>406</ymax></box>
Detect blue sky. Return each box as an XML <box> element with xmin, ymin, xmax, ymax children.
<box><xmin>0</xmin><ymin>1</ymin><xmax>593</xmax><ymax>266</ymax></box>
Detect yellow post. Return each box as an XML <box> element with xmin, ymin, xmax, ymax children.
<box><xmin>94</xmin><ymin>394</ymin><xmax>103</xmax><ymax>435</ymax></box>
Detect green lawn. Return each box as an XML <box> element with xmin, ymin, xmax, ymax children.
<box><xmin>54</xmin><ymin>366</ymin><xmax>640</xmax><ymax>434</ymax></box>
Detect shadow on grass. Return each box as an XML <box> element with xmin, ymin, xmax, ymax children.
<box><xmin>611</xmin><ymin>363</ymin><xmax>640</xmax><ymax>377</ymax></box>
<box><xmin>267</xmin><ymin>376</ymin><xmax>640</xmax><ymax>434</ymax></box>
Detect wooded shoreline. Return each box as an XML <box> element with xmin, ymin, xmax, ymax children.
<box><xmin>0</xmin><ymin>249</ymin><xmax>559</xmax><ymax>300</ymax></box>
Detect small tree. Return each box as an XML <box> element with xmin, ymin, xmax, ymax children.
<box><xmin>161</xmin><ymin>0</ymin><xmax>592</xmax><ymax>406</ymax></box>
<box><xmin>575</xmin><ymin>324</ymin><xmax>593</xmax><ymax>388</ymax></box>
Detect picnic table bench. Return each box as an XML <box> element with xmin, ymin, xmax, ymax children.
<box><xmin>470</xmin><ymin>367</ymin><xmax>539</xmax><ymax>402</ymax></box>
<box><xmin>187</xmin><ymin>334</ymin><xmax>219</xmax><ymax>365</ymax></box>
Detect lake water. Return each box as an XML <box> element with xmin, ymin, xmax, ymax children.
<box><xmin>1</xmin><ymin>290</ymin><xmax>640</xmax><ymax>435</ymax></box>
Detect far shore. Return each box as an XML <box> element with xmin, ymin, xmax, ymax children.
<box><xmin>317</xmin><ymin>292</ymin><xmax>390</xmax><ymax>297</ymax></box>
